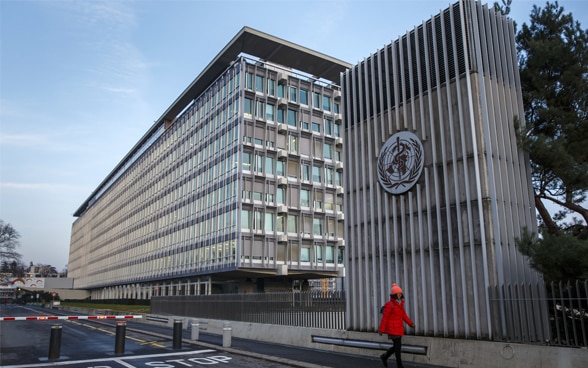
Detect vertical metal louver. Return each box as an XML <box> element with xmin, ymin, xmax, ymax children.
<box><xmin>342</xmin><ymin>1</ymin><xmax>471</xmax><ymax>127</ymax></box>
<box><xmin>342</xmin><ymin>0</ymin><xmax>548</xmax><ymax>343</ymax></box>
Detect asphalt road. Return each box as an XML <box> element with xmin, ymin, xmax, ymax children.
<box><xmin>1</xmin><ymin>304</ymin><xmax>449</xmax><ymax>368</ymax></box>
<box><xmin>0</xmin><ymin>305</ymin><xmax>290</xmax><ymax>368</ymax></box>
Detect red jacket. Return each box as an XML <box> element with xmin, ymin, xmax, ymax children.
<box><xmin>379</xmin><ymin>299</ymin><xmax>414</xmax><ymax>336</ymax></box>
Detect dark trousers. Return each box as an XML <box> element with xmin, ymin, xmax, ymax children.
<box><xmin>383</xmin><ymin>336</ymin><xmax>403</xmax><ymax>367</ymax></box>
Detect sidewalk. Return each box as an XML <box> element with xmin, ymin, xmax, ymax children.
<box><xmin>191</xmin><ymin>331</ymin><xmax>448</xmax><ymax>368</ymax></box>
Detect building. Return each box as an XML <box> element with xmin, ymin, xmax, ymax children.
<box><xmin>68</xmin><ymin>27</ymin><xmax>350</xmax><ymax>299</ymax></box>
<box><xmin>342</xmin><ymin>0</ymin><xmax>548</xmax><ymax>342</ymax></box>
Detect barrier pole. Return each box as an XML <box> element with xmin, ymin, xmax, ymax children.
<box><xmin>48</xmin><ymin>324</ymin><xmax>62</xmax><ymax>360</ymax></box>
<box><xmin>115</xmin><ymin>321</ymin><xmax>126</xmax><ymax>355</ymax></box>
<box><xmin>191</xmin><ymin>319</ymin><xmax>199</xmax><ymax>341</ymax></box>
<box><xmin>173</xmin><ymin>319</ymin><xmax>182</xmax><ymax>349</ymax></box>
<box><xmin>222</xmin><ymin>321</ymin><xmax>232</xmax><ymax>348</ymax></box>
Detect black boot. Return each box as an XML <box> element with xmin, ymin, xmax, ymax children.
<box><xmin>380</xmin><ymin>354</ymin><xmax>388</xmax><ymax>367</ymax></box>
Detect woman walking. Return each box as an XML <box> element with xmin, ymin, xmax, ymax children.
<box><xmin>379</xmin><ymin>283</ymin><xmax>414</xmax><ymax>367</ymax></box>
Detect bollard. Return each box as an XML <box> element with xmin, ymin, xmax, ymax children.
<box><xmin>48</xmin><ymin>324</ymin><xmax>62</xmax><ymax>360</ymax></box>
<box><xmin>191</xmin><ymin>319</ymin><xmax>199</xmax><ymax>341</ymax></box>
<box><xmin>115</xmin><ymin>321</ymin><xmax>126</xmax><ymax>355</ymax></box>
<box><xmin>222</xmin><ymin>321</ymin><xmax>231</xmax><ymax>348</ymax></box>
<box><xmin>172</xmin><ymin>319</ymin><xmax>182</xmax><ymax>349</ymax></box>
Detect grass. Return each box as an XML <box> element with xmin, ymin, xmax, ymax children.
<box><xmin>61</xmin><ymin>302</ymin><xmax>150</xmax><ymax>314</ymax></box>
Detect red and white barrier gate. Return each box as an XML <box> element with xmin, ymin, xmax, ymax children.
<box><xmin>0</xmin><ymin>315</ymin><xmax>142</xmax><ymax>321</ymax></box>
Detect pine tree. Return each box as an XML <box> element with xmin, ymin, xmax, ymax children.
<box><xmin>515</xmin><ymin>1</ymin><xmax>588</xmax><ymax>280</ymax></box>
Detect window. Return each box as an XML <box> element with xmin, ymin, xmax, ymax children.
<box><xmin>300</xmin><ymin>189</ymin><xmax>310</xmax><ymax>207</ymax></box>
<box><xmin>255</xmin><ymin>75</ymin><xmax>264</xmax><ymax>92</ymax></box>
<box><xmin>267</xmin><ymin>79</ymin><xmax>275</xmax><ymax>96</ymax></box>
<box><xmin>338</xmin><ymin>247</ymin><xmax>344</xmax><ymax>264</ymax></box>
<box><xmin>277</xmin><ymin>187</ymin><xmax>285</xmax><ymax>205</ymax></box>
<box><xmin>312</xmin><ymin>165</ymin><xmax>322</xmax><ymax>182</ymax></box>
<box><xmin>313</xmin><ymin>218</ymin><xmax>323</xmax><ymax>235</ymax></box>
<box><xmin>254</xmin><ymin>209</ymin><xmax>263</xmax><ymax>230</ymax></box>
<box><xmin>287</xmin><ymin>215</ymin><xmax>298</xmax><ymax>233</ymax></box>
<box><xmin>287</xmin><ymin>109</ymin><xmax>297</xmax><ymax>127</ymax></box>
<box><xmin>302</xmin><ymin>164</ymin><xmax>310</xmax><ymax>181</ymax></box>
<box><xmin>277</xmin><ymin>109</ymin><xmax>285</xmax><ymax>124</ymax></box>
<box><xmin>244</xmin><ymin>98</ymin><xmax>253</xmax><ymax>116</ymax></box>
<box><xmin>301</xmin><ymin>247</ymin><xmax>310</xmax><ymax>262</ymax></box>
<box><xmin>255</xmin><ymin>101</ymin><xmax>264</xmax><ymax>119</ymax></box>
<box><xmin>325</xmin><ymin>192</ymin><xmax>334</xmax><ymax>211</ymax></box>
<box><xmin>324</xmin><ymin>143</ymin><xmax>333</xmax><ymax>160</ymax></box>
<box><xmin>334</xmin><ymin>123</ymin><xmax>341</xmax><ymax>137</ymax></box>
<box><xmin>254</xmin><ymin>154</ymin><xmax>263</xmax><ymax>173</ymax></box>
<box><xmin>334</xmin><ymin>102</ymin><xmax>340</xmax><ymax>114</ymax></box>
<box><xmin>288</xmin><ymin>135</ymin><xmax>298</xmax><ymax>154</ymax></box>
<box><xmin>326</xmin><ymin>246</ymin><xmax>334</xmax><ymax>263</ymax></box>
<box><xmin>335</xmin><ymin>171</ymin><xmax>342</xmax><ymax>186</ymax></box>
<box><xmin>266</xmin><ymin>104</ymin><xmax>275</xmax><ymax>121</ymax></box>
<box><xmin>315</xmin><ymin>245</ymin><xmax>323</xmax><ymax>262</ymax></box>
<box><xmin>289</xmin><ymin>86</ymin><xmax>297</xmax><ymax>102</ymax></box>
<box><xmin>241</xmin><ymin>210</ymin><xmax>251</xmax><ymax>229</ymax></box>
<box><xmin>278</xmin><ymin>84</ymin><xmax>285</xmax><ymax>98</ymax></box>
<box><xmin>253</xmin><ymin>191</ymin><xmax>263</xmax><ymax>201</ymax></box>
<box><xmin>313</xmin><ymin>92</ymin><xmax>320</xmax><ymax>108</ymax></box>
<box><xmin>245</xmin><ymin>72</ymin><xmax>253</xmax><ymax>89</ymax></box>
<box><xmin>242</xmin><ymin>152</ymin><xmax>252</xmax><ymax>171</ymax></box>
<box><xmin>287</xmin><ymin>160</ymin><xmax>299</xmax><ymax>179</ymax></box>
<box><xmin>265</xmin><ymin>156</ymin><xmax>275</xmax><ymax>175</ymax></box>
<box><xmin>325</xmin><ymin>118</ymin><xmax>333</xmax><ymax>136</ymax></box>
<box><xmin>314</xmin><ymin>190</ymin><xmax>323</xmax><ymax>210</ymax></box>
<box><xmin>277</xmin><ymin>160</ymin><xmax>285</xmax><ymax>176</ymax></box>
<box><xmin>322</xmin><ymin>95</ymin><xmax>331</xmax><ymax>111</ymax></box>
<box><xmin>326</xmin><ymin>167</ymin><xmax>334</xmax><ymax>185</ymax></box>
<box><xmin>300</xmin><ymin>89</ymin><xmax>309</xmax><ymax>105</ymax></box>
<box><xmin>277</xmin><ymin>214</ymin><xmax>285</xmax><ymax>232</ymax></box>
<box><xmin>264</xmin><ymin>213</ymin><xmax>275</xmax><ymax>232</ymax></box>
<box><xmin>312</xmin><ymin>121</ymin><xmax>321</xmax><ymax>133</ymax></box>
<box><xmin>327</xmin><ymin>217</ymin><xmax>336</xmax><ymax>237</ymax></box>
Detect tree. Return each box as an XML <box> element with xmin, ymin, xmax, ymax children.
<box><xmin>514</xmin><ymin>2</ymin><xmax>588</xmax><ymax>280</ymax></box>
<box><xmin>0</xmin><ymin>220</ymin><xmax>22</xmax><ymax>267</ymax></box>
<box><xmin>34</xmin><ymin>264</ymin><xmax>58</xmax><ymax>277</ymax></box>
<box><xmin>493</xmin><ymin>0</ymin><xmax>512</xmax><ymax>15</ymax></box>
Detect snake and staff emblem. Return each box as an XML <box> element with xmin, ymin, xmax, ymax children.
<box><xmin>377</xmin><ymin>131</ymin><xmax>424</xmax><ymax>194</ymax></box>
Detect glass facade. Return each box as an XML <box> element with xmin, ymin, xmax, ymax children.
<box><xmin>69</xmin><ymin>55</ymin><xmax>344</xmax><ymax>298</ymax></box>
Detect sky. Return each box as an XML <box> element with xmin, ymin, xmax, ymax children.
<box><xmin>1</xmin><ymin>0</ymin><xmax>587</xmax><ymax>272</ymax></box>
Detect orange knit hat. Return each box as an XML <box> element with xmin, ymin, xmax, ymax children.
<box><xmin>390</xmin><ymin>283</ymin><xmax>403</xmax><ymax>295</ymax></box>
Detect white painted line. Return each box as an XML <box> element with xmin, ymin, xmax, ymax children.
<box><xmin>114</xmin><ymin>359</ymin><xmax>138</xmax><ymax>368</ymax></box>
<box><xmin>0</xmin><ymin>349</ymin><xmax>217</xmax><ymax>368</ymax></box>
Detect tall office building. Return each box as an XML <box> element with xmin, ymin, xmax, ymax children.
<box><xmin>68</xmin><ymin>27</ymin><xmax>349</xmax><ymax>299</ymax></box>
<box><xmin>342</xmin><ymin>0</ymin><xmax>548</xmax><ymax>342</ymax></box>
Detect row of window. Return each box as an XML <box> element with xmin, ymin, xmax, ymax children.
<box><xmin>242</xmin><ymin>153</ymin><xmax>342</xmax><ymax>185</ymax></box>
<box><xmin>244</xmin><ymin>98</ymin><xmax>341</xmax><ymax>135</ymax></box>
<box><xmin>245</xmin><ymin>71</ymin><xmax>340</xmax><ymax>113</ymax></box>
<box><xmin>241</xmin><ymin>210</ymin><xmax>342</xmax><ymax>236</ymax></box>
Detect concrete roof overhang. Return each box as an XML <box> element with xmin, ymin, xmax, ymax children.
<box><xmin>74</xmin><ymin>26</ymin><xmax>351</xmax><ymax>217</ymax></box>
<box><xmin>158</xmin><ymin>26</ymin><xmax>351</xmax><ymax>127</ymax></box>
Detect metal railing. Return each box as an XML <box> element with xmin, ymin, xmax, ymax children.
<box><xmin>490</xmin><ymin>280</ymin><xmax>588</xmax><ymax>348</ymax></box>
<box><xmin>152</xmin><ymin>282</ymin><xmax>588</xmax><ymax>348</ymax></box>
<box><xmin>547</xmin><ymin>280</ymin><xmax>588</xmax><ymax>347</ymax></box>
<box><xmin>151</xmin><ymin>290</ymin><xmax>345</xmax><ymax>330</ymax></box>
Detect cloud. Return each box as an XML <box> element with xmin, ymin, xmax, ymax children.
<box><xmin>0</xmin><ymin>133</ymin><xmax>47</xmax><ymax>147</ymax></box>
<box><xmin>0</xmin><ymin>182</ymin><xmax>88</xmax><ymax>193</ymax></box>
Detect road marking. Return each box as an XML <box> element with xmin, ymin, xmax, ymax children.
<box><xmin>114</xmin><ymin>359</ymin><xmax>137</xmax><ymax>368</ymax></box>
<box><xmin>1</xmin><ymin>349</ymin><xmax>217</xmax><ymax>368</ymax></box>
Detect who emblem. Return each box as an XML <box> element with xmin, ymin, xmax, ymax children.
<box><xmin>377</xmin><ymin>131</ymin><xmax>424</xmax><ymax>194</ymax></box>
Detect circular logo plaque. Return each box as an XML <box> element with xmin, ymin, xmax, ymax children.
<box><xmin>377</xmin><ymin>131</ymin><xmax>424</xmax><ymax>194</ymax></box>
